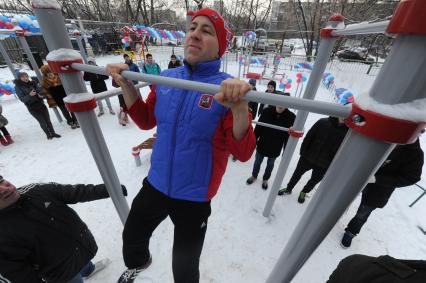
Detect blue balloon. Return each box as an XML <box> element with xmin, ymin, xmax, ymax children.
<box><xmin>287</xmin><ymin>78</ymin><xmax>292</xmax><ymax>84</ymax></box>
<box><xmin>0</xmin><ymin>16</ymin><xmax>10</xmax><ymax>22</ymax></box>
<box><xmin>301</xmin><ymin>76</ymin><xmax>307</xmax><ymax>82</ymax></box>
<box><xmin>28</xmin><ymin>15</ymin><xmax>36</xmax><ymax>21</ymax></box>
<box><xmin>279</xmin><ymin>83</ymin><xmax>285</xmax><ymax>89</ymax></box>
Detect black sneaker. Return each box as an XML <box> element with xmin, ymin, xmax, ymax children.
<box><xmin>47</xmin><ymin>134</ymin><xmax>53</xmax><ymax>140</ymax></box>
<box><xmin>262</xmin><ymin>181</ymin><xmax>268</xmax><ymax>190</ymax></box>
<box><xmin>117</xmin><ymin>256</ymin><xmax>152</xmax><ymax>283</ymax></box>
<box><xmin>278</xmin><ymin>188</ymin><xmax>292</xmax><ymax>196</ymax></box>
<box><xmin>51</xmin><ymin>133</ymin><xmax>61</xmax><ymax>138</ymax></box>
<box><xmin>341</xmin><ymin>231</ymin><xmax>355</xmax><ymax>248</ymax></box>
<box><xmin>246</xmin><ymin>176</ymin><xmax>256</xmax><ymax>185</ymax></box>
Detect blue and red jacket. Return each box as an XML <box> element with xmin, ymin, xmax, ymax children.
<box><xmin>128</xmin><ymin>59</ymin><xmax>256</xmax><ymax>202</ymax></box>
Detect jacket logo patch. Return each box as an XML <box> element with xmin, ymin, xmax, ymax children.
<box><xmin>198</xmin><ymin>94</ymin><xmax>214</xmax><ymax>110</ymax></box>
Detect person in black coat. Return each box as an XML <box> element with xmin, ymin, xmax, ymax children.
<box><xmin>258</xmin><ymin>80</ymin><xmax>278</xmax><ymax>117</ymax></box>
<box><xmin>0</xmin><ymin>175</ymin><xmax>127</xmax><ymax>283</ymax></box>
<box><xmin>246</xmin><ymin>97</ymin><xmax>296</xmax><ymax>190</ymax></box>
<box><xmin>14</xmin><ymin>71</ymin><xmax>61</xmax><ymax>139</ymax></box>
<box><xmin>341</xmin><ymin>138</ymin><xmax>423</xmax><ymax>248</ymax></box>
<box><xmin>83</xmin><ymin>57</ymin><xmax>115</xmax><ymax>116</ymax></box>
<box><xmin>278</xmin><ymin>117</ymin><xmax>349</xmax><ymax>203</ymax></box>
<box><xmin>168</xmin><ymin>54</ymin><xmax>182</xmax><ymax>69</ymax></box>
<box><xmin>328</xmin><ymin>254</ymin><xmax>426</xmax><ymax>283</ymax></box>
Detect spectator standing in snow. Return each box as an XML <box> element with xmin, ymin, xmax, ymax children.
<box><xmin>83</xmin><ymin>57</ymin><xmax>115</xmax><ymax>117</ymax></box>
<box><xmin>14</xmin><ymin>71</ymin><xmax>61</xmax><ymax>139</ymax></box>
<box><xmin>258</xmin><ymin>80</ymin><xmax>278</xmax><ymax>117</ymax></box>
<box><xmin>40</xmin><ymin>65</ymin><xmax>79</xmax><ymax>129</ymax></box>
<box><xmin>142</xmin><ymin>53</ymin><xmax>161</xmax><ymax>90</ymax></box>
<box><xmin>0</xmin><ymin>104</ymin><xmax>13</xmax><ymax>146</ymax></box>
<box><xmin>168</xmin><ymin>54</ymin><xmax>182</xmax><ymax>69</ymax></box>
<box><xmin>278</xmin><ymin>117</ymin><xmax>349</xmax><ymax>203</ymax></box>
<box><xmin>112</xmin><ymin>54</ymin><xmax>141</xmax><ymax>126</ymax></box>
<box><xmin>108</xmin><ymin>8</ymin><xmax>256</xmax><ymax>283</ymax></box>
<box><xmin>341</xmin><ymin>138</ymin><xmax>423</xmax><ymax>248</ymax></box>
<box><xmin>246</xmin><ymin>94</ymin><xmax>296</xmax><ymax>190</ymax></box>
<box><xmin>0</xmin><ymin>175</ymin><xmax>128</xmax><ymax>282</ymax></box>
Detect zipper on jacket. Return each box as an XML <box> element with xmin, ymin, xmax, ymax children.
<box><xmin>167</xmin><ymin>70</ymin><xmax>192</xmax><ymax>196</ymax></box>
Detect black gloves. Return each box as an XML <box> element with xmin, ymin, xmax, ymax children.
<box><xmin>121</xmin><ymin>185</ymin><xmax>128</xmax><ymax>197</ymax></box>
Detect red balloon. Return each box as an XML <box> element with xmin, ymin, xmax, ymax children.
<box><xmin>5</xmin><ymin>22</ymin><xmax>13</xmax><ymax>29</ymax></box>
<box><xmin>285</xmin><ymin>83</ymin><xmax>291</xmax><ymax>89</ymax></box>
<box><xmin>296</xmin><ymin>73</ymin><xmax>302</xmax><ymax>78</ymax></box>
<box><xmin>296</xmin><ymin>78</ymin><xmax>301</xmax><ymax>84</ymax></box>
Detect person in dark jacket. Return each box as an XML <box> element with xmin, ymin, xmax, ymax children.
<box><xmin>327</xmin><ymin>254</ymin><xmax>426</xmax><ymax>283</ymax></box>
<box><xmin>341</xmin><ymin>139</ymin><xmax>423</xmax><ymax>248</ymax></box>
<box><xmin>0</xmin><ymin>104</ymin><xmax>13</xmax><ymax>146</ymax></box>
<box><xmin>258</xmin><ymin>80</ymin><xmax>278</xmax><ymax>117</ymax></box>
<box><xmin>278</xmin><ymin>117</ymin><xmax>349</xmax><ymax>203</ymax></box>
<box><xmin>246</xmin><ymin>96</ymin><xmax>296</xmax><ymax>190</ymax></box>
<box><xmin>0</xmin><ymin>175</ymin><xmax>127</xmax><ymax>283</ymax></box>
<box><xmin>248</xmin><ymin>78</ymin><xmax>258</xmax><ymax>119</ymax></box>
<box><xmin>40</xmin><ymin>65</ymin><xmax>79</xmax><ymax>129</ymax></box>
<box><xmin>14</xmin><ymin>71</ymin><xmax>61</xmax><ymax>139</ymax></box>
<box><xmin>168</xmin><ymin>54</ymin><xmax>182</xmax><ymax>69</ymax></box>
<box><xmin>83</xmin><ymin>57</ymin><xmax>115</xmax><ymax>116</ymax></box>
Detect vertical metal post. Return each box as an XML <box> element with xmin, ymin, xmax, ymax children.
<box><xmin>266</xmin><ymin>9</ymin><xmax>426</xmax><ymax>283</ymax></box>
<box><xmin>76</xmin><ymin>36</ymin><xmax>88</xmax><ymax>64</ymax></box>
<box><xmin>238</xmin><ymin>50</ymin><xmax>242</xmax><ymax>79</ymax></box>
<box><xmin>77</xmin><ymin>16</ymin><xmax>95</xmax><ymax>57</ymax></box>
<box><xmin>52</xmin><ymin>107</ymin><xmax>63</xmax><ymax>123</ymax></box>
<box><xmin>17</xmin><ymin>36</ymin><xmax>42</xmax><ymax>82</ymax></box>
<box><xmin>34</xmin><ymin>2</ymin><xmax>129</xmax><ymax>224</ymax></box>
<box><xmin>263</xmin><ymin>20</ymin><xmax>342</xmax><ymax>217</ymax></box>
<box><xmin>0</xmin><ymin>40</ymin><xmax>17</xmax><ymax>79</ymax></box>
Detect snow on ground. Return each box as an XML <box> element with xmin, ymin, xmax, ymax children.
<box><xmin>1</xmin><ymin>51</ymin><xmax>425</xmax><ymax>283</ymax></box>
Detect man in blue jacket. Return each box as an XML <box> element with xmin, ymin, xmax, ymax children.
<box><xmin>108</xmin><ymin>8</ymin><xmax>256</xmax><ymax>283</ymax></box>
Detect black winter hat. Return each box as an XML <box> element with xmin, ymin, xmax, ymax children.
<box><xmin>267</xmin><ymin>80</ymin><xmax>276</xmax><ymax>89</ymax></box>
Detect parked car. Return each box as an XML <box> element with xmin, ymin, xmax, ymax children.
<box><xmin>337</xmin><ymin>49</ymin><xmax>375</xmax><ymax>64</ymax></box>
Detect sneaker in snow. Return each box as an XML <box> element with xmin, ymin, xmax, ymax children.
<box><xmin>246</xmin><ymin>176</ymin><xmax>256</xmax><ymax>185</ymax></box>
<box><xmin>341</xmin><ymin>231</ymin><xmax>355</xmax><ymax>249</ymax></box>
<box><xmin>117</xmin><ymin>255</ymin><xmax>152</xmax><ymax>283</ymax></box>
<box><xmin>97</xmin><ymin>110</ymin><xmax>105</xmax><ymax>117</ymax></box>
<box><xmin>83</xmin><ymin>258</ymin><xmax>111</xmax><ymax>279</ymax></box>
<box><xmin>109</xmin><ymin>109</ymin><xmax>116</xmax><ymax>115</ymax></box>
<box><xmin>298</xmin><ymin>192</ymin><xmax>306</xmax><ymax>203</ymax></box>
<box><xmin>262</xmin><ymin>180</ymin><xmax>268</xmax><ymax>190</ymax></box>
<box><xmin>278</xmin><ymin>188</ymin><xmax>292</xmax><ymax>196</ymax></box>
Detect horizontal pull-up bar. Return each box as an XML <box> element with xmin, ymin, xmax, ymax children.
<box><xmin>252</xmin><ymin>120</ymin><xmax>289</xmax><ymax>132</ymax></box>
<box><xmin>94</xmin><ymin>82</ymin><xmax>149</xmax><ymax>101</ymax></box>
<box><xmin>71</xmin><ymin>63</ymin><xmax>352</xmax><ymax>119</ymax></box>
<box><xmin>331</xmin><ymin>20</ymin><xmax>390</xmax><ymax>36</ymax></box>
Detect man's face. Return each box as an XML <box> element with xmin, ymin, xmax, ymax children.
<box><xmin>146</xmin><ymin>56</ymin><xmax>153</xmax><ymax>64</ymax></box>
<box><xmin>184</xmin><ymin>16</ymin><xmax>219</xmax><ymax>66</ymax></box>
<box><xmin>124</xmin><ymin>56</ymin><xmax>130</xmax><ymax>63</ymax></box>
<box><xmin>20</xmin><ymin>74</ymin><xmax>29</xmax><ymax>82</ymax></box>
<box><xmin>276</xmin><ymin>106</ymin><xmax>285</xmax><ymax>113</ymax></box>
<box><xmin>0</xmin><ymin>178</ymin><xmax>19</xmax><ymax>209</ymax></box>
<box><xmin>267</xmin><ymin>85</ymin><xmax>275</xmax><ymax>93</ymax></box>
<box><xmin>171</xmin><ymin>57</ymin><xmax>176</xmax><ymax>63</ymax></box>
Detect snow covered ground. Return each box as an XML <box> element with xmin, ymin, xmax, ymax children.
<box><xmin>1</xmin><ymin>52</ymin><xmax>425</xmax><ymax>283</ymax></box>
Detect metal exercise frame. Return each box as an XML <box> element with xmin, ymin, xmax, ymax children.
<box><xmin>33</xmin><ymin>0</ymin><xmax>426</xmax><ymax>282</ymax></box>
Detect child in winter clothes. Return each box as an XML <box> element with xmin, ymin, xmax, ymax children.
<box><xmin>40</xmin><ymin>65</ymin><xmax>79</xmax><ymax>129</ymax></box>
<box><xmin>168</xmin><ymin>54</ymin><xmax>182</xmax><ymax>69</ymax></box>
<box><xmin>0</xmin><ymin>104</ymin><xmax>13</xmax><ymax>145</ymax></box>
<box><xmin>258</xmin><ymin>80</ymin><xmax>278</xmax><ymax>117</ymax></box>
<box><xmin>246</xmin><ymin>93</ymin><xmax>296</xmax><ymax>190</ymax></box>
<box><xmin>83</xmin><ymin>57</ymin><xmax>115</xmax><ymax>116</ymax></box>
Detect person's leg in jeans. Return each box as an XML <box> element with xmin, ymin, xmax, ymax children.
<box><xmin>251</xmin><ymin>151</ymin><xmax>265</xmax><ymax>179</ymax></box>
<box><xmin>301</xmin><ymin>167</ymin><xmax>326</xmax><ymax>194</ymax></box>
<box><xmin>286</xmin><ymin>157</ymin><xmax>313</xmax><ymax>192</ymax></box>
<box><xmin>28</xmin><ymin>106</ymin><xmax>51</xmax><ymax>136</ymax></box>
<box><xmin>122</xmin><ymin>179</ymin><xmax>168</xmax><ymax>269</ymax></box>
<box><xmin>105</xmin><ymin>97</ymin><xmax>114</xmax><ymax>113</ymax></box>
<box><xmin>67</xmin><ymin>261</ymin><xmax>95</xmax><ymax>283</ymax></box>
<box><xmin>262</xmin><ymin>157</ymin><xmax>276</xmax><ymax>181</ymax></box>
<box><xmin>97</xmin><ymin>99</ymin><xmax>105</xmax><ymax>113</ymax></box>
<box><xmin>345</xmin><ymin>204</ymin><xmax>376</xmax><ymax>236</ymax></box>
<box><xmin>169</xmin><ymin>200</ymin><xmax>211</xmax><ymax>283</ymax></box>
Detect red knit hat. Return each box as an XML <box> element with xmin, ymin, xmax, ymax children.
<box><xmin>192</xmin><ymin>8</ymin><xmax>232</xmax><ymax>58</ymax></box>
